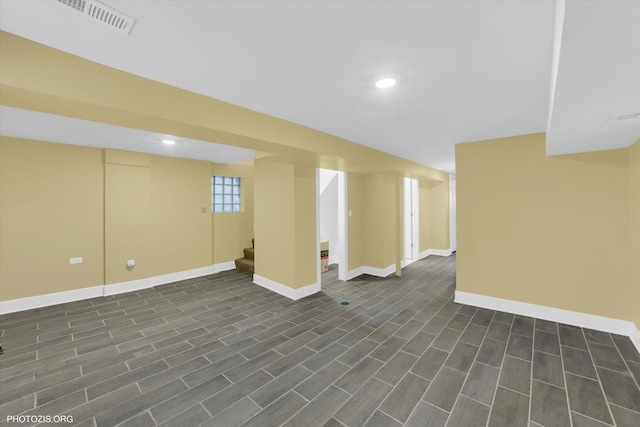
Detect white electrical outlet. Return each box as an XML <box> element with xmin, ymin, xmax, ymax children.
<box><xmin>69</xmin><ymin>257</ymin><xmax>83</xmax><ymax>265</ymax></box>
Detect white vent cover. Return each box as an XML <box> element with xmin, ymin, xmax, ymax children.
<box><xmin>57</xmin><ymin>0</ymin><xmax>136</xmax><ymax>34</ymax></box>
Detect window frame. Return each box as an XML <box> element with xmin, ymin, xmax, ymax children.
<box><xmin>211</xmin><ymin>175</ymin><xmax>242</xmax><ymax>213</ymax></box>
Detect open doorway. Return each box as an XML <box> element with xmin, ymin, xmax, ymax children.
<box><xmin>317</xmin><ymin>169</ymin><xmax>347</xmax><ymax>285</ymax></box>
<box><xmin>403</xmin><ymin>177</ymin><xmax>419</xmax><ymax>266</ymax></box>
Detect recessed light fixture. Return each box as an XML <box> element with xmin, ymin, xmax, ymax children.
<box><xmin>375</xmin><ymin>78</ymin><xmax>397</xmax><ymax>89</ymax></box>
<box><xmin>162</xmin><ymin>139</ymin><xmax>176</xmax><ymax>145</ymax></box>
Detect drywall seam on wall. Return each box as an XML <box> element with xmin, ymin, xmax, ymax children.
<box><xmin>455</xmin><ymin>291</ymin><xmax>640</xmax><ymax>353</ymax></box>
<box><xmin>0</xmin><ymin>262</ymin><xmax>237</xmax><ymax>314</ymax></box>
<box><xmin>253</xmin><ymin>274</ymin><xmax>320</xmax><ymax>300</ymax></box>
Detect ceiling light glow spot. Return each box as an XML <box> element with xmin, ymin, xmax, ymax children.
<box><xmin>375</xmin><ymin>78</ymin><xmax>396</xmax><ymax>89</ymax></box>
<box><xmin>162</xmin><ymin>139</ymin><xmax>176</xmax><ymax>145</ymax></box>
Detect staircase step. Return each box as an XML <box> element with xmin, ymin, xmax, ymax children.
<box><xmin>235</xmin><ymin>257</ymin><xmax>254</xmax><ymax>274</ymax></box>
<box><xmin>243</xmin><ymin>247</ymin><xmax>254</xmax><ymax>260</ymax></box>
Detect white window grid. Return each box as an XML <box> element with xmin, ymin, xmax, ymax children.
<box><xmin>211</xmin><ymin>176</ymin><xmax>241</xmax><ymax>212</ymax></box>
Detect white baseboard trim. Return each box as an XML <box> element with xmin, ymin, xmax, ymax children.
<box><xmin>213</xmin><ymin>261</ymin><xmax>236</xmax><ymax>273</ymax></box>
<box><xmin>630</xmin><ymin>324</ymin><xmax>640</xmax><ymax>354</ymax></box>
<box><xmin>346</xmin><ymin>264</ymin><xmax>395</xmax><ymax>280</ymax></box>
<box><xmin>253</xmin><ymin>274</ymin><xmax>321</xmax><ymax>300</ymax></box>
<box><xmin>0</xmin><ymin>285</ymin><xmax>104</xmax><ymax>315</ymax></box>
<box><xmin>104</xmin><ymin>265</ymin><xmax>216</xmax><ymax>296</ymax></box>
<box><xmin>346</xmin><ymin>267</ymin><xmax>364</xmax><ymax>281</ymax></box>
<box><xmin>103</xmin><ymin>277</ymin><xmax>153</xmax><ymax>296</ymax></box>
<box><xmin>1</xmin><ymin>264</ymin><xmax>228</xmax><ymax>314</ymax></box>
<box><xmin>418</xmin><ymin>249</ymin><xmax>435</xmax><ymax>259</ymax></box>
<box><xmin>363</xmin><ymin>264</ymin><xmax>396</xmax><ymax>277</ymax></box>
<box><xmin>419</xmin><ymin>248</ymin><xmax>453</xmax><ymax>259</ymax></box>
<box><xmin>455</xmin><ymin>290</ymin><xmax>640</xmax><ymax>353</ymax></box>
<box><xmin>329</xmin><ymin>256</ymin><xmax>339</xmax><ymax>266</ymax></box>
<box><xmin>401</xmin><ymin>259</ymin><xmax>417</xmax><ymax>268</ymax></box>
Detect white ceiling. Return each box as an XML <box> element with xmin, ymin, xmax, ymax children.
<box><xmin>546</xmin><ymin>0</ymin><xmax>640</xmax><ymax>155</ymax></box>
<box><xmin>1</xmin><ymin>0</ymin><xmax>638</xmax><ymax>173</ymax></box>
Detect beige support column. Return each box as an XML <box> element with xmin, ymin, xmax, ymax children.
<box><xmin>361</xmin><ymin>173</ymin><xmax>397</xmax><ymax>276</ymax></box>
<box><xmin>253</xmin><ymin>158</ymin><xmax>318</xmax><ymax>299</ymax></box>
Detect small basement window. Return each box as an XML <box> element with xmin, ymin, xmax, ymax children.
<box><xmin>212</xmin><ymin>176</ymin><xmax>241</xmax><ymax>212</ymax></box>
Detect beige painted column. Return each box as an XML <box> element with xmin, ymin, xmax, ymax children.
<box><xmin>253</xmin><ymin>158</ymin><xmax>318</xmax><ymax>298</ymax></box>
<box><xmin>395</xmin><ymin>173</ymin><xmax>403</xmax><ymax>277</ymax></box>
<box><xmin>361</xmin><ymin>173</ymin><xmax>398</xmax><ymax>274</ymax></box>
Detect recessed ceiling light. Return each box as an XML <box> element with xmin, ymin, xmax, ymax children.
<box><xmin>162</xmin><ymin>139</ymin><xmax>176</xmax><ymax>145</ymax></box>
<box><xmin>375</xmin><ymin>78</ymin><xmax>396</xmax><ymax>89</ymax></box>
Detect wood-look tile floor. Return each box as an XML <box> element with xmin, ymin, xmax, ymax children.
<box><xmin>1</xmin><ymin>255</ymin><xmax>639</xmax><ymax>426</ymax></box>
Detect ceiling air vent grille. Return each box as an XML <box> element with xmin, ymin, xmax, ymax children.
<box><xmin>57</xmin><ymin>0</ymin><xmax>136</xmax><ymax>34</ymax></box>
<box><xmin>58</xmin><ymin>0</ymin><xmax>85</xmax><ymax>12</ymax></box>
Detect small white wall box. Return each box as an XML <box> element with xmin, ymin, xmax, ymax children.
<box><xmin>320</xmin><ymin>241</ymin><xmax>329</xmax><ymax>273</ymax></box>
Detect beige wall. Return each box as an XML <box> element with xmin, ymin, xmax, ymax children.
<box><xmin>362</xmin><ymin>174</ymin><xmax>398</xmax><ymax>269</ymax></box>
<box><xmin>104</xmin><ymin>150</ymin><xmax>212</xmax><ymax>284</ymax></box>
<box><xmin>211</xmin><ymin>163</ymin><xmax>254</xmax><ymax>264</ymax></box>
<box><xmin>456</xmin><ymin>133</ymin><xmax>631</xmax><ymax>321</ymax></box>
<box><xmin>630</xmin><ymin>140</ymin><xmax>640</xmax><ymax>327</ymax></box>
<box><xmin>0</xmin><ymin>137</ymin><xmax>104</xmax><ymax>300</ymax></box>
<box><xmin>347</xmin><ymin>173</ymin><xmax>364</xmax><ymax>271</ymax></box>
<box><xmin>0</xmin><ymin>139</ymin><xmax>251</xmax><ymax>302</ymax></box>
<box><xmin>419</xmin><ymin>179</ymin><xmax>450</xmax><ymax>252</ymax></box>
<box><xmin>254</xmin><ymin>159</ymin><xmax>295</xmax><ymax>286</ymax></box>
<box><xmin>254</xmin><ymin>159</ymin><xmax>317</xmax><ymax>289</ymax></box>
<box><xmin>347</xmin><ymin>173</ymin><xmax>401</xmax><ymax>272</ymax></box>
<box><xmin>418</xmin><ymin>182</ymin><xmax>431</xmax><ymax>253</ymax></box>
<box><xmin>294</xmin><ymin>165</ymin><xmax>318</xmax><ymax>287</ymax></box>
<box><xmin>150</xmin><ymin>156</ymin><xmax>212</xmax><ymax>275</ymax></box>
<box><xmin>104</xmin><ymin>159</ymin><xmax>152</xmax><ymax>284</ymax></box>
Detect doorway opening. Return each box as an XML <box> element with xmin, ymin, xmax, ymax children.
<box><xmin>317</xmin><ymin>169</ymin><xmax>347</xmax><ymax>286</ymax></box>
